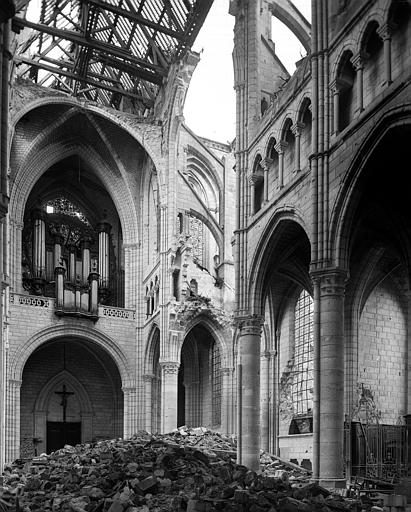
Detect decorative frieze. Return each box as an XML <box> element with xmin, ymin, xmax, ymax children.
<box><xmin>11</xmin><ymin>294</ymin><xmax>52</xmax><ymax>308</ymax></box>
<box><xmin>100</xmin><ymin>306</ymin><xmax>136</xmax><ymax>320</ymax></box>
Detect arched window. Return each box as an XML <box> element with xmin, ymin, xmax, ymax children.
<box><xmin>299</xmin><ymin>100</ymin><xmax>312</xmax><ymax>170</ymax></box>
<box><xmin>290</xmin><ymin>289</ymin><xmax>314</xmax><ymax>432</ymax></box>
<box><xmin>362</xmin><ymin>22</ymin><xmax>384</xmax><ymax>106</ymax></box>
<box><xmin>283</xmin><ymin>118</ymin><xmax>295</xmax><ymax>174</ymax></box>
<box><xmin>251</xmin><ymin>155</ymin><xmax>264</xmax><ymax>214</ymax></box>
<box><xmin>336</xmin><ymin>51</ymin><xmax>357</xmax><ymax>131</ymax></box>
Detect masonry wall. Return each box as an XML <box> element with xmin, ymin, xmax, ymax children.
<box><xmin>358</xmin><ymin>280</ymin><xmax>407</xmax><ymax>424</ymax></box>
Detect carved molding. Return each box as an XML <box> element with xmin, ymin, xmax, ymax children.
<box><xmin>236</xmin><ymin>314</ymin><xmax>264</xmax><ymax>336</ymax></box>
<box><xmin>311</xmin><ymin>269</ymin><xmax>348</xmax><ymax>296</ymax></box>
<box><xmin>160</xmin><ymin>362</ymin><xmax>180</xmax><ymax>375</ymax></box>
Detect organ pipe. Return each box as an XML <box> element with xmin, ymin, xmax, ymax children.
<box><xmin>97</xmin><ymin>217</ymin><xmax>111</xmax><ymax>288</ymax></box>
<box><xmin>32</xmin><ymin>208</ymin><xmax>46</xmax><ymax>279</ymax></box>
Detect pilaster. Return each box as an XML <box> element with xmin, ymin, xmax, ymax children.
<box><xmin>160</xmin><ymin>361</ymin><xmax>180</xmax><ymax>433</ymax></box>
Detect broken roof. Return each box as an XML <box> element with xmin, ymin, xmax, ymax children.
<box><xmin>12</xmin><ymin>0</ymin><xmax>213</xmax><ymax>111</ymax></box>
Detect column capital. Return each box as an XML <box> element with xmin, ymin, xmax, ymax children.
<box><xmin>291</xmin><ymin>122</ymin><xmax>305</xmax><ymax>136</ymax></box>
<box><xmin>274</xmin><ymin>140</ymin><xmax>287</xmax><ymax>154</ymax></box>
<box><xmin>350</xmin><ymin>51</ymin><xmax>367</xmax><ymax>70</ymax></box>
<box><xmin>310</xmin><ymin>268</ymin><xmax>349</xmax><ymax>295</ymax></box>
<box><xmin>260</xmin><ymin>157</ymin><xmax>273</xmax><ymax>171</ymax></box>
<box><xmin>248</xmin><ymin>172</ymin><xmax>263</xmax><ymax>185</ymax></box>
<box><xmin>236</xmin><ymin>314</ymin><xmax>264</xmax><ymax>336</ymax></box>
<box><xmin>142</xmin><ymin>373</ymin><xmax>155</xmax><ymax>382</ymax></box>
<box><xmin>160</xmin><ymin>361</ymin><xmax>180</xmax><ymax>374</ymax></box>
<box><xmin>330</xmin><ymin>78</ymin><xmax>348</xmax><ymax>94</ymax></box>
<box><xmin>377</xmin><ymin>21</ymin><xmax>396</xmax><ymax>41</ymax></box>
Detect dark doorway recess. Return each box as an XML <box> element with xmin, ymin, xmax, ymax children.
<box><xmin>46</xmin><ymin>421</ymin><xmax>81</xmax><ymax>453</ymax></box>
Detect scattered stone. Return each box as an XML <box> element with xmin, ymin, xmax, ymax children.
<box><xmin>0</xmin><ymin>427</ymin><xmax>382</xmax><ymax>512</ymax></box>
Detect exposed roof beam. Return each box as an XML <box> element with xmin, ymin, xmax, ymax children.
<box><xmin>93</xmin><ymin>51</ymin><xmax>164</xmax><ymax>85</ymax></box>
<box><xmin>12</xmin><ymin>17</ymin><xmax>168</xmax><ymax>77</ymax></box>
<box><xmin>32</xmin><ymin>54</ymin><xmax>122</xmax><ymax>84</ymax></box>
<box><xmin>83</xmin><ymin>0</ymin><xmax>185</xmax><ymax>41</ymax></box>
<box><xmin>14</xmin><ymin>55</ymin><xmax>154</xmax><ymax>106</ymax></box>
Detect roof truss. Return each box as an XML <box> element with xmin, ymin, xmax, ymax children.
<box><xmin>13</xmin><ymin>0</ymin><xmax>213</xmax><ymax>112</ymax></box>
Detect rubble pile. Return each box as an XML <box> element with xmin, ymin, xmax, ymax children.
<box><xmin>0</xmin><ymin>428</ymin><xmax>374</xmax><ymax>512</ymax></box>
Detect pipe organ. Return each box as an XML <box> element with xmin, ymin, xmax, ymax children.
<box><xmin>22</xmin><ymin>205</ymin><xmax>116</xmax><ymax>319</ymax></box>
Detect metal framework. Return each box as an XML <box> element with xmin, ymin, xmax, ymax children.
<box><xmin>12</xmin><ymin>0</ymin><xmax>213</xmax><ymax>110</ymax></box>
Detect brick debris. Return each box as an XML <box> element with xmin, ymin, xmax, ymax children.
<box><xmin>0</xmin><ymin>427</ymin><xmax>382</xmax><ymax>512</ymax></box>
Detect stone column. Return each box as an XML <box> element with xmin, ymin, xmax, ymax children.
<box><xmin>260</xmin><ymin>350</ymin><xmax>271</xmax><ymax>452</ymax></box>
<box><xmin>312</xmin><ymin>269</ymin><xmax>347</xmax><ymax>487</ymax></box>
<box><xmin>6</xmin><ymin>379</ymin><xmax>22</xmax><ymax>463</ymax></box>
<box><xmin>160</xmin><ymin>362</ymin><xmax>179</xmax><ymax>433</ymax></box>
<box><xmin>260</xmin><ymin>157</ymin><xmax>272</xmax><ymax>204</ymax></box>
<box><xmin>221</xmin><ymin>367</ymin><xmax>234</xmax><ymax>434</ymax></box>
<box><xmin>351</xmin><ymin>53</ymin><xmax>365</xmax><ymax>113</ymax></box>
<box><xmin>275</xmin><ymin>142</ymin><xmax>287</xmax><ymax>189</ymax></box>
<box><xmin>330</xmin><ymin>80</ymin><xmax>341</xmax><ymax>134</ymax></box>
<box><xmin>269</xmin><ymin>348</ymin><xmax>277</xmax><ymax>454</ymax></box>
<box><xmin>143</xmin><ymin>374</ymin><xmax>154</xmax><ymax>433</ymax></box>
<box><xmin>248</xmin><ymin>173</ymin><xmax>256</xmax><ymax>216</ymax></box>
<box><xmin>237</xmin><ymin>315</ymin><xmax>263</xmax><ymax>470</ymax></box>
<box><xmin>377</xmin><ymin>23</ymin><xmax>394</xmax><ymax>85</ymax></box>
<box><xmin>292</xmin><ymin>122</ymin><xmax>304</xmax><ymax>173</ymax></box>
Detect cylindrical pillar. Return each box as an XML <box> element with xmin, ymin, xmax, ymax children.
<box><xmin>275</xmin><ymin>142</ymin><xmax>286</xmax><ymax>188</ymax></box>
<box><xmin>260</xmin><ymin>157</ymin><xmax>272</xmax><ymax>204</ymax></box>
<box><xmin>316</xmin><ymin>269</ymin><xmax>347</xmax><ymax>486</ymax></box>
<box><xmin>160</xmin><ymin>362</ymin><xmax>179</xmax><ymax>433</ymax></box>
<box><xmin>32</xmin><ymin>208</ymin><xmax>46</xmax><ymax>280</ymax></box>
<box><xmin>330</xmin><ymin>81</ymin><xmax>340</xmax><ymax>134</ymax></box>
<box><xmin>97</xmin><ymin>217</ymin><xmax>111</xmax><ymax>288</ymax></box>
<box><xmin>248</xmin><ymin>174</ymin><xmax>256</xmax><ymax>216</ymax></box>
<box><xmin>237</xmin><ymin>315</ymin><xmax>263</xmax><ymax>470</ymax></box>
<box><xmin>221</xmin><ymin>367</ymin><xmax>233</xmax><ymax>435</ymax></box>
<box><xmin>351</xmin><ymin>53</ymin><xmax>364</xmax><ymax>113</ymax></box>
<box><xmin>292</xmin><ymin>123</ymin><xmax>304</xmax><ymax>173</ymax></box>
<box><xmin>378</xmin><ymin>23</ymin><xmax>393</xmax><ymax>85</ymax></box>
<box><xmin>260</xmin><ymin>351</ymin><xmax>270</xmax><ymax>452</ymax></box>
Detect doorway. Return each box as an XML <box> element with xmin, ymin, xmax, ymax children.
<box><xmin>46</xmin><ymin>421</ymin><xmax>81</xmax><ymax>453</ymax></box>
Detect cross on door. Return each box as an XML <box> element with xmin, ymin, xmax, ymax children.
<box><xmin>55</xmin><ymin>384</ymin><xmax>74</xmax><ymax>423</ymax></box>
